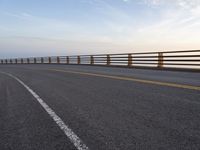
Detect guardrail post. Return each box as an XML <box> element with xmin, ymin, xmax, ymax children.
<box><xmin>57</xmin><ymin>56</ymin><xmax>60</xmax><ymax>64</ymax></box>
<box><xmin>21</xmin><ymin>58</ymin><xmax>24</xmax><ymax>64</ymax></box>
<box><xmin>66</xmin><ymin>56</ymin><xmax>69</xmax><ymax>64</ymax></box>
<box><xmin>27</xmin><ymin>58</ymin><xmax>30</xmax><ymax>64</ymax></box>
<box><xmin>15</xmin><ymin>59</ymin><xmax>17</xmax><ymax>64</ymax></box>
<box><xmin>41</xmin><ymin>57</ymin><xmax>44</xmax><ymax>64</ymax></box>
<box><xmin>5</xmin><ymin>59</ymin><xmax>8</xmax><ymax>64</ymax></box>
<box><xmin>158</xmin><ymin>52</ymin><xmax>164</xmax><ymax>68</ymax></box>
<box><xmin>48</xmin><ymin>57</ymin><xmax>51</xmax><ymax>64</ymax></box>
<box><xmin>10</xmin><ymin>59</ymin><xmax>12</xmax><ymax>64</ymax></box>
<box><xmin>0</xmin><ymin>60</ymin><xmax>3</xmax><ymax>64</ymax></box>
<box><xmin>34</xmin><ymin>58</ymin><xmax>36</xmax><ymax>64</ymax></box>
<box><xmin>77</xmin><ymin>56</ymin><xmax>81</xmax><ymax>64</ymax></box>
<box><xmin>128</xmin><ymin>54</ymin><xmax>132</xmax><ymax>67</ymax></box>
<box><xmin>107</xmin><ymin>55</ymin><xmax>111</xmax><ymax>65</ymax></box>
<box><xmin>90</xmin><ymin>55</ymin><xmax>94</xmax><ymax>65</ymax></box>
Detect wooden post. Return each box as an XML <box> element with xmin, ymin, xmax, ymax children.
<box><xmin>90</xmin><ymin>55</ymin><xmax>94</xmax><ymax>65</ymax></box>
<box><xmin>15</xmin><ymin>59</ymin><xmax>17</xmax><ymax>64</ymax></box>
<box><xmin>128</xmin><ymin>54</ymin><xmax>132</xmax><ymax>67</ymax></box>
<box><xmin>77</xmin><ymin>56</ymin><xmax>81</xmax><ymax>64</ymax></box>
<box><xmin>66</xmin><ymin>56</ymin><xmax>69</xmax><ymax>64</ymax></box>
<box><xmin>57</xmin><ymin>57</ymin><xmax>60</xmax><ymax>64</ymax></box>
<box><xmin>0</xmin><ymin>60</ymin><xmax>3</xmax><ymax>64</ymax></box>
<box><xmin>41</xmin><ymin>57</ymin><xmax>44</xmax><ymax>64</ymax></box>
<box><xmin>10</xmin><ymin>59</ymin><xmax>12</xmax><ymax>64</ymax></box>
<box><xmin>5</xmin><ymin>59</ymin><xmax>8</xmax><ymax>64</ymax></box>
<box><xmin>27</xmin><ymin>58</ymin><xmax>30</xmax><ymax>64</ymax></box>
<box><xmin>21</xmin><ymin>58</ymin><xmax>23</xmax><ymax>64</ymax></box>
<box><xmin>34</xmin><ymin>58</ymin><xmax>36</xmax><ymax>64</ymax></box>
<box><xmin>48</xmin><ymin>57</ymin><xmax>51</xmax><ymax>64</ymax></box>
<box><xmin>107</xmin><ymin>55</ymin><xmax>111</xmax><ymax>65</ymax></box>
<box><xmin>158</xmin><ymin>52</ymin><xmax>164</xmax><ymax>68</ymax></box>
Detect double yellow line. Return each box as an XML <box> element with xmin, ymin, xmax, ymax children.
<box><xmin>47</xmin><ymin>69</ymin><xmax>200</xmax><ymax>91</ymax></box>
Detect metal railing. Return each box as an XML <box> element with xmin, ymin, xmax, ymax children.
<box><xmin>1</xmin><ymin>50</ymin><xmax>200</xmax><ymax>70</ymax></box>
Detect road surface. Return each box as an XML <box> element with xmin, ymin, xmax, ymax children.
<box><xmin>0</xmin><ymin>64</ymin><xmax>200</xmax><ymax>150</ymax></box>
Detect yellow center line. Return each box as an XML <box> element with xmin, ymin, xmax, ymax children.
<box><xmin>46</xmin><ymin>69</ymin><xmax>200</xmax><ymax>91</ymax></box>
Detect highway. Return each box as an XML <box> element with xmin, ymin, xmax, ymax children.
<box><xmin>0</xmin><ymin>64</ymin><xmax>200</xmax><ymax>150</ymax></box>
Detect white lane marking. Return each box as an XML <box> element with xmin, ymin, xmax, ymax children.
<box><xmin>0</xmin><ymin>72</ymin><xmax>89</xmax><ymax>150</ymax></box>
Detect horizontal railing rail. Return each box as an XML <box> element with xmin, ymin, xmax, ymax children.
<box><xmin>1</xmin><ymin>50</ymin><xmax>200</xmax><ymax>70</ymax></box>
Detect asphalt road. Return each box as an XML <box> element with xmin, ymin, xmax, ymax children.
<box><xmin>0</xmin><ymin>64</ymin><xmax>200</xmax><ymax>150</ymax></box>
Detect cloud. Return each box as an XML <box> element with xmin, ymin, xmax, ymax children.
<box><xmin>177</xmin><ymin>0</ymin><xmax>200</xmax><ymax>9</ymax></box>
<box><xmin>122</xmin><ymin>0</ymin><xmax>129</xmax><ymax>2</ymax></box>
<box><xmin>141</xmin><ymin>0</ymin><xmax>200</xmax><ymax>9</ymax></box>
<box><xmin>138</xmin><ymin>0</ymin><xmax>200</xmax><ymax>28</ymax></box>
<box><xmin>143</xmin><ymin>0</ymin><xmax>161</xmax><ymax>5</ymax></box>
<box><xmin>3</xmin><ymin>11</ymin><xmax>33</xmax><ymax>20</ymax></box>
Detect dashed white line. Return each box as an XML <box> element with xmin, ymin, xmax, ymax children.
<box><xmin>0</xmin><ymin>72</ymin><xmax>89</xmax><ymax>150</ymax></box>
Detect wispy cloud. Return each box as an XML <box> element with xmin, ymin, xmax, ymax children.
<box><xmin>3</xmin><ymin>11</ymin><xmax>33</xmax><ymax>20</ymax></box>
<box><xmin>141</xmin><ymin>0</ymin><xmax>200</xmax><ymax>9</ymax></box>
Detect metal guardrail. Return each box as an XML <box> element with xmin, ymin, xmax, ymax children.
<box><xmin>1</xmin><ymin>50</ymin><xmax>200</xmax><ymax>70</ymax></box>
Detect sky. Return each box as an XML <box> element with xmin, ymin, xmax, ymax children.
<box><xmin>0</xmin><ymin>0</ymin><xmax>200</xmax><ymax>58</ymax></box>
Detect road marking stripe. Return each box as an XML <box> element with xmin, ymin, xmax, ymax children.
<box><xmin>48</xmin><ymin>69</ymin><xmax>200</xmax><ymax>91</ymax></box>
<box><xmin>0</xmin><ymin>72</ymin><xmax>89</xmax><ymax>150</ymax></box>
